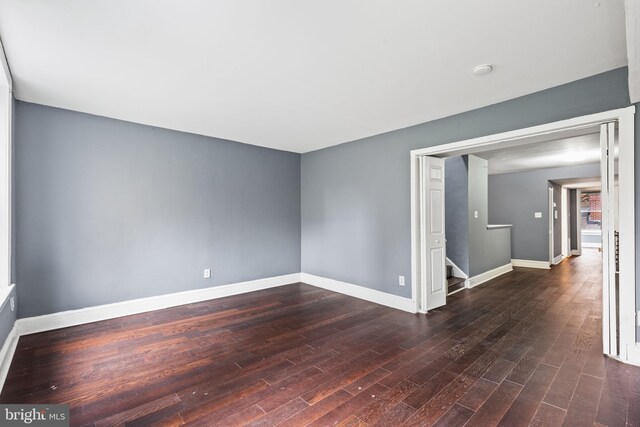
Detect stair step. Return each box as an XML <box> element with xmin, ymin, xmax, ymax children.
<box><xmin>447</xmin><ymin>276</ymin><xmax>466</xmax><ymax>294</ymax></box>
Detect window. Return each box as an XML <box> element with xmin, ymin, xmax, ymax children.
<box><xmin>581</xmin><ymin>191</ymin><xmax>601</xmax><ymax>231</ymax></box>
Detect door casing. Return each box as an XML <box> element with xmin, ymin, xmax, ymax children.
<box><xmin>410</xmin><ymin>106</ymin><xmax>635</xmax><ymax>362</ymax></box>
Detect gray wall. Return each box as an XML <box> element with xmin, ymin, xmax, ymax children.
<box><xmin>15</xmin><ymin>102</ymin><xmax>301</xmax><ymax>318</ymax></box>
<box><xmin>570</xmin><ymin>189</ymin><xmax>578</xmax><ymax>251</ymax></box>
<box><xmin>444</xmin><ymin>156</ymin><xmax>469</xmax><ymax>274</ymax></box>
<box><xmin>467</xmin><ymin>155</ymin><xmax>511</xmax><ymax>276</ymax></box>
<box><xmin>487</xmin><ymin>163</ymin><xmax>600</xmax><ymax>262</ymax></box>
<box><xmin>443</xmin><ymin>155</ymin><xmax>511</xmax><ymax>277</ymax></box>
<box><xmin>0</xmin><ymin>287</ymin><xmax>16</xmax><ymax>350</ymax></box>
<box><xmin>551</xmin><ymin>182</ymin><xmax>562</xmax><ymax>259</ymax></box>
<box><xmin>301</xmin><ymin>68</ymin><xmax>629</xmax><ymax>299</ymax></box>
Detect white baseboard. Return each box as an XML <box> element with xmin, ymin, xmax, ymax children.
<box><xmin>445</xmin><ymin>258</ymin><xmax>468</xmax><ymax>279</ymax></box>
<box><xmin>552</xmin><ymin>255</ymin><xmax>564</xmax><ymax>265</ymax></box>
<box><xmin>511</xmin><ymin>259</ymin><xmax>551</xmax><ymax>269</ymax></box>
<box><xmin>626</xmin><ymin>343</ymin><xmax>640</xmax><ymax>366</ymax></box>
<box><xmin>17</xmin><ymin>273</ymin><xmax>301</xmax><ymax>336</ymax></box>
<box><xmin>300</xmin><ymin>273</ymin><xmax>416</xmax><ymax>313</ymax></box>
<box><xmin>571</xmin><ymin>249</ymin><xmax>582</xmax><ymax>256</ymax></box>
<box><xmin>0</xmin><ymin>326</ymin><xmax>18</xmax><ymax>393</ymax></box>
<box><xmin>468</xmin><ymin>263</ymin><xmax>513</xmax><ymax>289</ymax></box>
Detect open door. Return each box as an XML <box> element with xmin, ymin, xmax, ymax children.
<box><xmin>600</xmin><ymin>122</ymin><xmax>617</xmax><ymax>356</ymax></box>
<box><xmin>419</xmin><ymin>156</ymin><xmax>447</xmax><ymax>311</ymax></box>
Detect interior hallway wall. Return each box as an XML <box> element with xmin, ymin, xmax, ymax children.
<box><xmin>14</xmin><ymin>102</ymin><xmax>302</xmax><ymax>318</ymax></box>
<box><xmin>488</xmin><ymin>164</ymin><xmax>600</xmax><ymax>262</ymax></box>
<box><xmin>302</xmin><ymin>68</ymin><xmax>629</xmax><ymax>300</ymax></box>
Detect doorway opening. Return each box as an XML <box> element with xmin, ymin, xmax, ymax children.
<box><xmin>410</xmin><ymin>107</ymin><xmax>635</xmax><ymax>362</ymax></box>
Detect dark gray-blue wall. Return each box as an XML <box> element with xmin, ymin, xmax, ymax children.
<box><xmin>444</xmin><ymin>157</ymin><xmax>469</xmax><ymax>275</ymax></box>
<box><xmin>467</xmin><ymin>155</ymin><xmax>511</xmax><ymax>277</ymax></box>
<box><xmin>14</xmin><ymin>102</ymin><xmax>301</xmax><ymax>318</ymax></box>
<box><xmin>301</xmin><ymin>68</ymin><xmax>630</xmax><ymax>300</ymax></box>
<box><xmin>570</xmin><ymin>189</ymin><xmax>578</xmax><ymax>251</ymax></box>
<box><xmin>488</xmin><ymin>164</ymin><xmax>600</xmax><ymax>262</ymax></box>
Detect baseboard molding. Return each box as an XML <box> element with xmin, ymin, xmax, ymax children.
<box><xmin>571</xmin><ymin>250</ymin><xmax>582</xmax><ymax>256</ymax></box>
<box><xmin>16</xmin><ymin>271</ymin><xmax>419</xmax><ymax>336</ymax></box>
<box><xmin>511</xmin><ymin>259</ymin><xmax>551</xmax><ymax>270</ymax></box>
<box><xmin>552</xmin><ymin>255</ymin><xmax>564</xmax><ymax>265</ymax></box>
<box><xmin>17</xmin><ymin>273</ymin><xmax>302</xmax><ymax>336</ymax></box>
<box><xmin>300</xmin><ymin>273</ymin><xmax>416</xmax><ymax>313</ymax></box>
<box><xmin>445</xmin><ymin>258</ymin><xmax>468</xmax><ymax>279</ymax></box>
<box><xmin>626</xmin><ymin>343</ymin><xmax>640</xmax><ymax>366</ymax></box>
<box><xmin>468</xmin><ymin>263</ymin><xmax>513</xmax><ymax>289</ymax></box>
<box><xmin>0</xmin><ymin>326</ymin><xmax>18</xmax><ymax>394</ymax></box>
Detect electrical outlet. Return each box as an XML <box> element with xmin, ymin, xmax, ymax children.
<box><xmin>399</xmin><ymin>276</ymin><xmax>405</xmax><ymax>286</ymax></box>
<box><xmin>474</xmin><ymin>211</ymin><xmax>479</xmax><ymax>219</ymax></box>
<box><xmin>10</xmin><ymin>296</ymin><xmax>14</xmax><ymax>312</ymax></box>
<box><xmin>534</xmin><ymin>212</ymin><xmax>542</xmax><ymax>218</ymax></box>
<box><xmin>204</xmin><ymin>268</ymin><xmax>211</xmax><ymax>279</ymax></box>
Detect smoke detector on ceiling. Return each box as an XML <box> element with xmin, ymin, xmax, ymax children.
<box><xmin>473</xmin><ymin>64</ymin><xmax>493</xmax><ymax>76</ymax></box>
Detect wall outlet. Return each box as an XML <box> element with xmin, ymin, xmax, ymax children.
<box><xmin>474</xmin><ymin>210</ymin><xmax>479</xmax><ymax>219</ymax></box>
<box><xmin>398</xmin><ymin>276</ymin><xmax>405</xmax><ymax>286</ymax></box>
<box><xmin>203</xmin><ymin>268</ymin><xmax>211</xmax><ymax>279</ymax></box>
<box><xmin>10</xmin><ymin>296</ymin><xmax>14</xmax><ymax>312</ymax></box>
<box><xmin>534</xmin><ymin>212</ymin><xmax>542</xmax><ymax>218</ymax></box>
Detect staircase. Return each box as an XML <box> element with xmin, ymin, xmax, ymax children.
<box><xmin>446</xmin><ymin>265</ymin><xmax>466</xmax><ymax>295</ymax></box>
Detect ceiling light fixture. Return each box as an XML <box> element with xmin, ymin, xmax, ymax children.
<box><xmin>473</xmin><ymin>64</ymin><xmax>493</xmax><ymax>76</ymax></box>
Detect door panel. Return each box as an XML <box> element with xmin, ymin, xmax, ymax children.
<box><xmin>600</xmin><ymin>122</ymin><xmax>617</xmax><ymax>356</ymax></box>
<box><xmin>420</xmin><ymin>156</ymin><xmax>447</xmax><ymax>311</ymax></box>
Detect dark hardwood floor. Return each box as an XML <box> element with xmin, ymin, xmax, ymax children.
<box><xmin>2</xmin><ymin>249</ymin><xmax>639</xmax><ymax>426</ymax></box>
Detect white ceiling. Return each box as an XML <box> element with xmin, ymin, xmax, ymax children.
<box><xmin>553</xmin><ymin>177</ymin><xmax>602</xmax><ymax>190</ymax></box>
<box><xmin>0</xmin><ymin>1</ymin><xmax>628</xmax><ymax>153</ymax></box>
<box><xmin>475</xmin><ymin>133</ymin><xmax>602</xmax><ymax>175</ymax></box>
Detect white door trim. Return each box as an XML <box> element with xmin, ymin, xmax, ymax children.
<box><xmin>561</xmin><ymin>187</ymin><xmax>569</xmax><ymax>258</ymax></box>
<box><xmin>410</xmin><ymin>106</ymin><xmax>636</xmax><ymax>363</ymax></box>
<box><xmin>575</xmin><ymin>189</ymin><xmax>583</xmax><ymax>256</ymax></box>
<box><xmin>601</xmin><ymin>122</ymin><xmax>618</xmax><ymax>356</ymax></box>
<box><xmin>549</xmin><ymin>186</ymin><xmax>555</xmax><ymax>264</ymax></box>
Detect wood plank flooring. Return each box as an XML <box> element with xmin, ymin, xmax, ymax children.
<box><xmin>2</xmin><ymin>249</ymin><xmax>639</xmax><ymax>426</ymax></box>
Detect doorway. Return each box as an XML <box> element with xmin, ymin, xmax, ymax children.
<box><xmin>410</xmin><ymin>107</ymin><xmax>635</xmax><ymax>361</ymax></box>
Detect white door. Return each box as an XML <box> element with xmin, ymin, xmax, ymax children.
<box><xmin>600</xmin><ymin>122</ymin><xmax>617</xmax><ymax>356</ymax></box>
<box><xmin>419</xmin><ymin>156</ymin><xmax>447</xmax><ymax>311</ymax></box>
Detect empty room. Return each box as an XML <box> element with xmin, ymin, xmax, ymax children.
<box><xmin>1</xmin><ymin>1</ymin><xmax>640</xmax><ymax>426</ymax></box>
